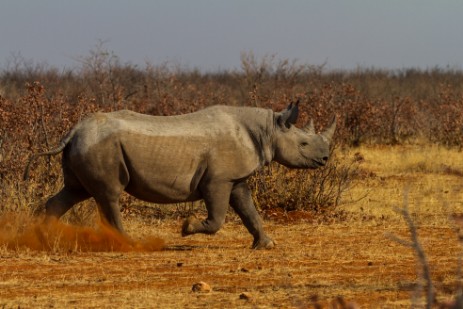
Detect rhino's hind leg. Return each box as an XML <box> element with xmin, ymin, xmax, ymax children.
<box><xmin>230</xmin><ymin>181</ymin><xmax>275</xmax><ymax>250</ymax></box>
<box><xmin>45</xmin><ymin>186</ymin><xmax>90</xmax><ymax>219</ymax></box>
<box><xmin>182</xmin><ymin>182</ymin><xmax>232</xmax><ymax>236</ymax></box>
<box><xmin>71</xmin><ymin>142</ymin><xmax>129</xmax><ymax>233</ymax></box>
<box><xmin>93</xmin><ymin>194</ymin><xmax>125</xmax><ymax>233</ymax></box>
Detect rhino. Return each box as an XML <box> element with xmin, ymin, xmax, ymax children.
<box><xmin>24</xmin><ymin>101</ymin><xmax>335</xmax><ymax>249</ymax></box>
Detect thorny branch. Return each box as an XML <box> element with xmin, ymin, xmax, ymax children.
<box><xmin>386</xmin><ymin>191</ymin><xmax>434</xmax><ymax>309</ymax></box>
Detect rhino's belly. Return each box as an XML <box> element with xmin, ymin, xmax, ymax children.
<box><xmin>124</xmin><ymin>174</ymin><xmax>202</xmax><ymax>203</ymax></box>
<box><xmin>118</xmin><ymin>134</ymin><xmax>209</xmax><ymax>203</ymax></box>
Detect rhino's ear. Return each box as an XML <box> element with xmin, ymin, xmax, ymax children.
<box><xmin>278</xmin><ymin>99</ymin><xmax>299</xmax><ymax>129</ymax></box>
<box><xmin>321</xmin><ymin>116</ymin><xmax>337</xmax><ymax>142</ymax></box>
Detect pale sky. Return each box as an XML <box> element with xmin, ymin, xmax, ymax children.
<box><xmin>1</xmin><ymin>0</ymin><xmax>462</xmax><ymax>72</ymax></box>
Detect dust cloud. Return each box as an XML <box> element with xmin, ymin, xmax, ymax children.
<box><xmin>0</xmin><ymin>213</ymin><xmax>164</xmax><ymax>252</ymax></box>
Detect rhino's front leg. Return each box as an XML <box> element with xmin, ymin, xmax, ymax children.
<box><xmin>230</xmin><ymin>181</ymin><xmax>275</xmax><ymax>250</ymax></box>
<box><xmin>182</xmin><ymin>182</ymin><xmax>232</xmax><ymax>236</ymax></box>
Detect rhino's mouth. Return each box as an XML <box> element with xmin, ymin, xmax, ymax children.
<box><xmin>311</xmin><ymin>159</ymin><xmax>326</xmax><ymax>168</ymax></box>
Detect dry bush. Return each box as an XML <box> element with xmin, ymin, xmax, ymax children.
<box><xmin>425</xmin><ymin>83</ymin><xmax>463</xmax><ymax>148</ymax></box>
<box><xmin>249</xmin><ymin>147</ymin><xmax>359</xmax><ymax>214</ymax></box>
<box><xmin>0</xmin><ymin>82</ymin><xmax>101</xmax><ymax>214</ymax></box>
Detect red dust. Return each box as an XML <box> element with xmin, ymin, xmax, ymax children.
<box><xmin>0</xmin><ymin>213</ymin><xmax>164</xmax><ymax>252</ymax></box>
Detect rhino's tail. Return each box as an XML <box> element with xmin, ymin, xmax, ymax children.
<box><xmin>23</xmin><ymin>126</ymin><xmax>78</xmax><ymax>181</ymax></box>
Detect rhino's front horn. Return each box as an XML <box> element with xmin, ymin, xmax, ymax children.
<box><xmin>321</xmin><ymin>116</ymin><xmax>336</xmax><ymax>142</ymax></box>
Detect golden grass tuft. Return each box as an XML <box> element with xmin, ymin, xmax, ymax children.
<box><xmin>338</xmin><ymin>145</ymin><xmax>463</xmax><ymax>225</ymax></box>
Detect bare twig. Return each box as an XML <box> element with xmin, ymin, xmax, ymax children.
<box><xmin>40</xmin><ymin>103</ymin><xmax>50</xmax><ymax>149</ymax></box>
<box><xmin>387</xmin><ymin>191</ymin><xmax>434</xmax><ymax>309</ymax></box>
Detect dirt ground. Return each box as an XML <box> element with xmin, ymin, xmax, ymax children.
<box><xmin>2</xmin><ymin>145</ymin><xmax>463</xmax><ymax>308</ymax></box>
<box><xmin>0</xmin><ymin>217</ymin><xmax>461</xmax><ymax>308</ymax></box>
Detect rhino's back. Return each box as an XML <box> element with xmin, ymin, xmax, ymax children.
<box><xmin>111</xmin><ymin>108</ymin><xmax>261</xmax><ymax>172</ymax></box>
<box><xmin>70</xmin><ymin>107</ymin><xmax>270</xmax><ymax>165</ymax></box>
<box><xmin>93</xmin><ymin>106</ymin><xmax>271</xmax><ymax>145</ymax></box>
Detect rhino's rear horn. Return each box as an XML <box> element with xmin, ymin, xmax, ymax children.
<box><xmin>303</xmin><ymin>119</ymin><xmax>315</xmax><ymax>134</ymax></box>
<box><xmin>321</xmin><ymin>116</ymin><xmax>336</xmax><ymax>142</ymax></box>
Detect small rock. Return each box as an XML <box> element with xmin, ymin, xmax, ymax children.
<box><xmin>239</xmin><ymin>292</ymin><xmax>252</xmax><ymax>300</ymax></box>
<box><xmin>353</xmin><ymin>152</ymin><xmax>365</xmax><ymax>162</ymax></box>
<box><xmin>192</xmin><ymin>281</ymin><xmax>211</xmax><ymax>293</ymax></box>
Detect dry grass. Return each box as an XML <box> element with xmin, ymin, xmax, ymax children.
<box><xmin>1</xmin><ymin>144</ymin><xmax>463</xmax><ymax>308</ymax></box>
<box><xmin>340</xmin><ymin>145</ymin><xmax>463</xmax><ymax>225</ymax></box>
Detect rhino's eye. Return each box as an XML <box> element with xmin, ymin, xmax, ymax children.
<box><xmin>301</xmin><ymin>142</ymin><xmax>309</xmax><ymax>147</ymax></box>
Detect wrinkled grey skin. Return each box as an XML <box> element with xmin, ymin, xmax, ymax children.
<box><xmin>24</xmin><ymin>102</ymin><xmax>335</xmax><ymax>249</ymax></box>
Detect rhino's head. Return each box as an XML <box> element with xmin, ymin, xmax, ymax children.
<box><xmin>273</xmin><ymin>101</ymin><xmax>336</xmax><ymax>169</ymax></box>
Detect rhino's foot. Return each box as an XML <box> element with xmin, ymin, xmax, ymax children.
<box><xmin>181</xmin><ymin>216</ymin><xmax>201</xmax><ymax>237</ymax></box>
<box><xmin>252</xmin><ymin>236</ymin><xmax>275</xmax><ymax>250</ymax></box>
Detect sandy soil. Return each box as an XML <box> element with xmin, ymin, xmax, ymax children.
<box><xmin>0</xmin><ymin>216</ymin><xmax>461</xmax><ymax>308</ymax></box>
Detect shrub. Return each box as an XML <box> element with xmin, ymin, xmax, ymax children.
<box><xmin>249</xmin><ymin>148</ymin><xmax>359</xmax><ymax>214</ymax></box>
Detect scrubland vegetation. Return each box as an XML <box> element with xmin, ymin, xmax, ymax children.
<box><xmin>1</xmin><ymin>47</ymin><xmax>463</xmax><ymax>307</ymax></box>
